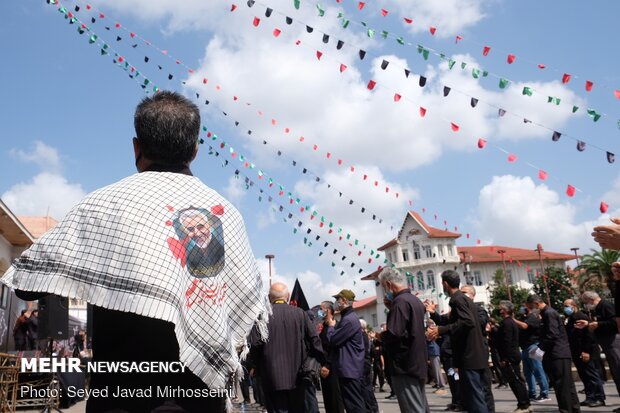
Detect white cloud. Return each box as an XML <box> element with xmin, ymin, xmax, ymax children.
<box><xmin>388</xmin><ymin>0</ymin><xmax>491</xmax><ymax>37</ymax></box>
<box><xmin>2</xmin><ymin>172</ymin><xmax>86</xmax><ymax>220</ymax></box>
<box><xmin>473</xmin><ymin>175</ymin><xmax>603</xmax><ymax>253</ymax></box>
<box><xmin>223</xmin><ymin>175</ymin><xmax>246</xmax><ymax>207</ymax></box>
<box><xmin>10</xmin><ymin>141</ymin><xmax>62</xmax><ymax>174</ymax></box>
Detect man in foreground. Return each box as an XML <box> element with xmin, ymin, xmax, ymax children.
<box><xmin>3</xmin><ymin>91</ymin><xmax>270</xmax><ymax>412</ymax></box>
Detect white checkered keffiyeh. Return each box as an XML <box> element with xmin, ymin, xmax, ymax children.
<box><xmin>1</xmin><ymin>171</ymin><xmax>270</xmax><ymax>390</ymax></box>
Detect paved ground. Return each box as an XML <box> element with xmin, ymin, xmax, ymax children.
<box><xmin>24</xmin><ymin>381</ymin><xmax>620</xmax><ymax>412</ymax></box>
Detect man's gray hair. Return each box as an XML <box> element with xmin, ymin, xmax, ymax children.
<box><xmin>378</xmin><ymin>267</ymin><xmax>406</xmax><ymax>286</ymax></box>
<box><xmin>461</xmin><ymin>285</ymin><xmax>476</xmax><ymax>297</ymax></box>
<box><xmin>359</xmin><ymin>319</ymin><xmax>368</xmax><ymax>329</ymax></box>
<box><xmin>582</xmin><ymin>291</ymin><xmax>600</xmax><ymax>302</ymax></box>
<box><xmin>499</xmin><ymin>300</ymin><xmax>514</xmax><ymax>315</ymax></box>
<box><xmin>268</xmin><ymin>283</ymin><xmax>289</xmax><ymax>302</ymax></box>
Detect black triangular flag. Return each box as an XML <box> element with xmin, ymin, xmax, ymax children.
<box><xmin>277</xmin><ymin>150</ymin><xmax>282</xmax><ymax>156</ymax></box>
<box><xmin>132</xmin><ymin>44</ymin><xmax>138</xmax><ymax>48</ymax></box>
<box><xmin>381</xmin><ymin>59</ymin><xmax>389</xmax><ymax>70</ymax></box>
<box><xmin>302</xmin><ymin>168</ymin><xmax>307</xmax><ymax>174</ymax></box>
<box><xmin>234</xmin><ymin>121</ymin><xmax>239</xmax><ymax>126</ymax></box>
<box><xmin>443</xmin><ymin>86</ymin><xmax>451</xmax><ymax>97</ymax></box>
<box><xmin>91</xmin><ymin>17</ymin><xmax>96</xmax><ymax>23</ymax></box>
<box><xmin>419</xmin><ymin>76</ymin><xmax>427</xmax><ymax>87</ymax></box>
<box><xmin>404</xmin><ymin>69</ymin><xmax>410</xmax><ymax>78</ymax></box>
<box><xmin>361</xmin><ymin>207</ymin><xmax>365</xmax><ymax>213</ymax></box>
<box><xmin>607</xmin><ymin>152</ymin><xmax>615</xmax><ymax>164</ymax></box>
<box><xmin>470</xmin><ymin>97</ymin><xmax>478</xmax><ymax>107</ymax></box>
<box><xmin>265</xmin><ymin>8</ymin><xmax>273</xmax><ymax>17</ymax></box>
<box><xmin>336</xmin><ymin>40</ymin><xmax>344</xmax><ymax>50</ymax></box>
<box><xmin>315</xmin><ymin>177</ymin><xmax>320</xmax><ymax>182</ymax></box>
<box><xmin>247</xmin><ymin>0</ymin><xmax>255</xmax><ymax>7</ymax></box>
<box><xmin>552</xmin><ymin>131</ymin><xmax>561</xmax><ymax>141</ymax></box>
<box><xmin>498</xmin><ymin>108</ymin><xmax>506</xmax><ymax>117</ymax></box>
<box><xmin>168</xmin><ymin>74</ymin><xmax>173</xmax><ymax>80</ymax></box>
<box><xmin>262</xmin><ymin>140</ymin><xmax>267</xmax><ymax>144</ymax></box>
<box><xmin>359</xmin><ymin>50</ymin><xmax>366</xmax><ymax>60</ymax></box>
<box><xmin>577</xmin><ymin>141</ymin><xmax>586</xmax><ymax>152</ymax></box>
<box><xmin>349</xmin><ymin>200</ymin><xmax>354</xmax><ymax>205</ymax></box>
<box><xmin>158</xmin><ymin>65</ymin><xmax>162</xmax><ymax>70</ymax></box>
<box><xmin>292</xmin><ymin>160</ymin><xmax>297</xmax><ymax>166</ymax></box>
<box><xmin>75</xmin><ymin>5</ymin><xmax>80</xmax><ymax>11</ymax></box>
<box><xmin>144</xmin><ymin>56</ymin><xmax>149</xmax><ymax>62</ymax></box>
<box><xmin>306</xmin><ymin>25</ymin><xmax>314</xmax><ymax>33</ymax></box>
<box><xmin>523</xmin><ymin>118</ymin><xmax>531</xmax><ymax>123</ymax></box>
<box><xmin>286</xmin><ymin>16</ymin><xmax>293</xmax><ymax>24</ymax></box>
<box><xmin>196</xmin><ymin>93</ymin><xmax>200</xmax><ymax>98</ymax></box>
<box><xmin>116</xmin><ymin>36</ymin><xmax>122</xmax><ymax>41</ymax></box>
<box><xmin>322</xmin><ymin>34</ymin><xmax>329</xmax><ymax>43</ymax></box>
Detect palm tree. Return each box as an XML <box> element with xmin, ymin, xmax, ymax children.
<box><xmin>575</xmin><ymin>249</ymin><xmax>620</xmax><ymax>293</ymax></box>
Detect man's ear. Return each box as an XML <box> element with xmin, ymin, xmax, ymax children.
<box><xmin>133</xmin><ymin>137</ymin><xmax>140</xmax><ymax>158</ymax></box>
<box><xmin>191</xmin><ymin>143</ymin><xmax>199</xmax><ymax>162</ymax></box>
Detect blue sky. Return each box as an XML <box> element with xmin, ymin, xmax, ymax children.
<box><xmin>2</xmin><ymin>0</ymin><xmax>619</xmax><ymax>305</ymax></box>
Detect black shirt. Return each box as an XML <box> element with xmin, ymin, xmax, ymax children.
<box><xmin>498</xmin><ymin>317</ymin><xmax>522</xmax><ymax>362</ymax></box>
<box><xmin>565</xmin><ymin>311</ymin><xmax>597</xmax><ymax>358</ymax></box>
<box><xmin>539</xmin><ymin>305</ymin><xmax>571</xmax><ymax>360</ymax></box>
<box><xmin>518</xmin><ymin>313</ymin><xmax>541</xmax><ymax>350</ymax></box>
<box><xmin>437</xmin><ymin>290</ymin><xmax>488</xmax><ymax>370</ymax></box>
<box><xmin>593</xmin><ymin>299</ymin><xmax>618</xmax><ymax>345</ymax></box>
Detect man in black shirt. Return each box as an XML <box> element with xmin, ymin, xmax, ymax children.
<box><xmin>497</xmin><ymin>301</ymin><xmax>531</xmax><ymax>413</ymax></box>
<box><xmin>526</xmin><ymin>295</ymin><xmax>580</xmax><ymax>413</ymax></box>
<box><xmin>318</xmin><ymin>301</ymin><xmax>344</xmax><ymax>413</ymax></box>
<box><xmin>514</xmin><ymin>306</ymin><xmax>549</xmax><ymax>401</ymax></box>
<box><xmin>577</xmin><ymin>291</ymin><xmax>620</xmax><ymax>400</ymax></box>
<box><xmin>428</xmin><ymin>270</ymin><xmax>494</xmax><ymax>413</ymax></box>
<box><xmin>563</xmin><ymin>299</ymin><xmax>605</xmax><ymax>407</ymax></box>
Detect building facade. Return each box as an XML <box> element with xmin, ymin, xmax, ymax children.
<box><xmin>362</xmin><ymin>211</ymin><xmax>576</xmax><ymax>329</ymax></box>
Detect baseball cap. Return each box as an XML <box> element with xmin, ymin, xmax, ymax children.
<box><xmin>332</xmin><ymin>289</ymin><xmax>355</xmax><ymax>301</ymax></box>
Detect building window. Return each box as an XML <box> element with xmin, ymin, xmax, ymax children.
<box><xmin>423</xmin><ymin>245</ymin><xmax>433</xmax><ymax>258</ymax></box>
<box><xmin>371</xmin><ymin>314</ymin><xmax>378</xmax><ymax>327</ymax></box>
<box><xmin>447</xmin><ymin>245</ymin><xmax>454</xmax><ymax>256</ymax></box>
<box><xmin>417</xmin><ymin>271</ymin><xmax>424</xmax><ymax>290</ymax></box>
<box><xmin>413</xmin><ymin>242</ymin><xmax>421</xmax><ymax>259</ymax></box>
<box><xmin>474</xmin><ymin>271</ymin><xmax>483</xmax><ymax>286</ymax></box>
<box><xmin>426</xmin><ymin>270</ymin><xmax>436</xmax><ymax>290</ymax></box>
<box><xmin>437</xmin><ymin>245</ymin><xmax>444</xmax><ymax>257</ymax></box>
<box><xmin>527</xmin><ymin>268</ymin><xmax>535</xmax><ymax>284</ymax></box>
<box><xmin>402</xmin><ymin>250</ymin><xmax>409</xmax><ymax>262</ymax></box>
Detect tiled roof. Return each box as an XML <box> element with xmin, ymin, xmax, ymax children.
<box><xmin>353</xmin><ymin>296</ymin><xmax>377</xmax><ymax>310</ymax></box>
<box><xmin>458</xmin><ymin>246</ymin><xmax>577</xmax><ymax>264</ymax></box>
<box><xmin>17</xmin><ymin>216</ymin><xmax>58</xmax><ymax>239</ymax></box>
<box><xmin>408</xmin><ymin>211</ymin><xmax>461</xmax><ymax>238</ymax></box>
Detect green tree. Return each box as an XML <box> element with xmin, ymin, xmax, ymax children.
<box><xmin>487</xmin><ymin>268</ymin><xmax>531</xmax><ymax>319</ymax></box>
<box><xmin>532</xmin><ymin>266</ymin><xmax>575</xmax><ymax>311</ymax></box>
<box><xmin>575</xmin><ymin>249</ymin><xmax>619</xmax><ymax>295</ymax></box>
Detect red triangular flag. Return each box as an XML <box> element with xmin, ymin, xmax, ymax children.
<box><xmin>477</xmin><ymin>239</ymin><xmax>481</xmax><ymax>245</ymax></box>
<box><xmin>339</xmin><ymin>64</ymin><xmax>347</xmax><ymax>72</ymax></box>
<box><xmin>231</xmin><ymin>4</ymin><xmax>237</xmax><ymax>11</ymax></box>
<box><xmin>537</xmin><ymin>64</ymin><xmax>546</xmax><ymax>69</ymax></box>
<box><xmin>202</xmin><ymin>78</ymin><xmax>208</xmax><ymax>84</ymax></box>
<box><xmin>600</xmin><ymin>202</ymin><xmax>609</xmax><ymax>213</ymax></box>
<box><xmin>466</xmin><ymin>233</ymin><xmax>470</xmax><ymax>239</ymax></box>
<box><xmin>477</xmin><ymin>138</ymin><xmax>486</xmax><ymax>148</ymax></box>
<box><xmin>507</xmin><ymin>154</ymin><xmax>517</xmax><ymax>163</ymax></box>
<box><xmin>358</xmin><ymin>2</ymin><xmax>365</xmax><ymax>10</ymax></box>
<box><xmin>404</xmin><ymin>17</ymin><xmax>413</xmax><ymax>24</ymax></box>
<box><xmin>429</xmin><ymin>26</ymin><xmax>436</xmax><ymax>35</ymax></box>
<box><xmin>381</xmin><ymin>9</ymin><xmax>388</xmax><ymax>16</ymax></box>
<box><xmin>450</xmin><ymin>122</ymin><xmax>459</xmax><ymax>132</ymax></box>
<box><xmin>562</xmin><ymin>73</ymin><xmax>571</xmax><ymax>84</ymax></box>
<box><xmin>253</xmin><ymin>17</ymin><xmax>260</xmax><ymax>27</ymax></box>
<box><xmin>419</xmin><ymin>107</ymin><xmax>427</xmax><ymax>117</ymax></box>
<box><xmin>130</xmin><ymin>32</ymin><xmax>136</xmax><ymax>38</ymax></box>
<box><xmin>86</xmin><ymin>4</ymin><xmax>92</xmax><ymax>10</ymax></box>
<box><xmin>507</xmin><ymin>54</ymin><xmax>516</xmax><ymax>64</ymax></box>
<box><xmin>316</xmin><ymin>51</ymin><xmax>323</xmax><ymax>60</ymax></box>
<box><xmin>482</xmin><ymin>46</ymin><xmax>491</xmax><ymax>56</ymax></box>
<box><xmin>455</xmin><ymin>35</ymin><xmax>462</xmax><ymax>43</ymax></box>
<box><xmin>566</xmin><ymin>185</ymin><xmax>576</xmax><ymax>197</ymax></box>
<box><xmin>538</xmin><ymin>170</ymin><xmax>548</xmax><ymax>180</ymax></box>
<box><xmin>615</xmin><ymin>90</ymin><xmax>620</xmax><ymax>99</ymax></box>
<box><xmin>273</xmin><ymin>28</ymin><xmax>281</xmax><ymax>37</ymax></box>
<box><xmin>394</xmin><ymin>93</ymin><xmax>401</xmax><ymax>102</ymax></box>
<box><xmin>367</xmin><ymin>80</ymin><xmax>376</xmax><ymax>90</ymax></box>
<box><xmin>585</xmin><ymin>81</ymin><xmax>593</xmax><ymax>91</ymax></box>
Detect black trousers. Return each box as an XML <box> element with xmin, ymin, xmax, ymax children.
<box><xmin>543</xmin><ymin>358</ymin><xmax>581</xmax><ymax>413</ymax></box>
<box><xmin>372</xmin><ymin>363</ymin><xmax>385</xmax><ymax>388</ymax></box>
<box><xmin>320</xmin><ymin>373</ymin><xmax>344</xmax><ymax>413</ymax></box>
<box><xmin>339</xmin><ymin>377</ymin><xmax>368</xmax><ymax>413</ymax></box>
<box><xmin>264</xmin><ymin>388</ymin><xmax>303</xmax><ymax>413</ymax></box>
<box><xmin>501</xmin><ymin>360</ymin><xmax>530</xmax><ymax>409</ymax></box>
<box><xmin>573</xmin><ymin>356</ymin><xmax>605</xmax><ymax>403</ymax></box>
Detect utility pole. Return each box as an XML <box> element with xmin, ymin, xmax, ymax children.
<box><xmin>535</xmin><ymin>244</ymin><xmax>551</xmax><ymax>306</ymax></box>
<box><xmin>570</xmin><ymin>247</ymin><xmax>580</xmax><ymax>265</ymax></box>
<box><xmin>265</xmin><ymin>254</ymin><xmax>275</xmax><ymax>286</ymax></box>
<box><xmin>496</xmin><ymin>250</ymin><xmax>511</xmax><ymax>302</ymax></box>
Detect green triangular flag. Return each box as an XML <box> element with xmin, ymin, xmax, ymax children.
<box><xmin>316</xmin><ymin>4</ymin><xmax>325</xmax><ymax>16</ymax></box>
<box><xmin>522</xmin><ymin>86</ymin><xmax>533</xmax><ymax>96</ymax></box>
<box><xmin>448</xmin><ymin>59</ymin><xmax>456</xmax><ymax>70</ymax></box>
<box><xmin>472</xmin><ymin>68</ymin><xmax>481</xmax><ymax>78</ymax></box>
<box><xmin>587</xmin><ymin>109</ymin><xmax>601</xmax><ymax>122</ymax></box>
<box><xmin>461</xmin><ymin>62</ymin><xmax>467</xmax><ymax>69</ymax></box>
<box><xmin>341</xmin><ymin>19</ymin><xmax>350</xmax><ymax>28</ymax></box>
<box><xmin>396</xmin><ymin>36</ymin><xmax>404</xmax><ymax>45</ymax></box>
<box><xmin>293</xmin><ymin>0</ymin><xmax>301</xmax><ymax>10</ymax></box>
<box><xmin>482</xmin><ymin>70</ymin><xmax>489</xmax><ymax>77</ymax></box>
<box><xmin>89</xmin><ymin>34</ymin><xmax>97</xmax><ymax>44</ymax></box>
<box><xmin>499</xmin><ymin>78</ymin><xmax>509</xmax><ymax>89</ymax></box>
<box><xmin>360</xmin><ymin>21</ymin><xmax>367</xmax><ymax>27</ymax></box>
<box><xmin>367</xmin><ymin>29</ymin><xmax>375</xmax><ymax>38</ymax></box>
<box><xmin>422</xmin><ymin>49</ymin><xmax>429</xmax><ymax>60</ymax></box>
<box><xmin>381</xmin><ymin>30</ymin><xmax>388</xmax><ymax>39</ymax></box>
<box><xmin>572</xmin><ymin>106</ymin><xmax>579</xmax><ymax>113</ymax></box>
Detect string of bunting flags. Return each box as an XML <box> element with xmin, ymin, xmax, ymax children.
<box><xmin>298</xmin><ymin>0</ymin><xmax>620</xmax><ymax>106</ymax></box>
<box><xmin>49</xmin><ymin>0</ymin><xmax>613</xmax><ymax>219</ymax></box>
<box><xmin>238</xmin><ymin>0</ymin><xmax>619</xmax><ymax>157</ymax></box>
<box><xmin>50</xmin><ymin>0</ymin><xmax>488</xmax><ymax>241</ymax></box>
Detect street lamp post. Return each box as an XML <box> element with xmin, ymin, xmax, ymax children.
<box><xmin>265</xmin><ymin>254</ymin><xmax>275</xmax><ymax>287</ymax></box>
<box><xmin>535</xmin><ymin>244</ymin><xmax>551</xmax><ymax>306</ymax></box>
<box><xmin>496</xmin><ymin>250</ymin><xmax>511</xmax><ymax>302</ymax></box>
<box><xmin>570</xmin><ymin>247</ymin><xmax>580</xmax><ymax>265</ymax></box>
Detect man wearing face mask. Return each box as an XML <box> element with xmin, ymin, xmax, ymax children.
<box><xmin>378</xmin><ymin>268</ymin><xmax>429</xmax><ymax>412</ymax></box>
<box><xmin>318</xmin><ymin>301</ymin><xmax>345</xmax><ymax>413</ymax></box>
<box><xmin>576</xmin><ymin>290</ymin><xmax>620</xmax><ymax>403</ymax></box>
<box><xmin>563</xmin><ymin>299</ymin><xmax>606</xmax><ymax>407</ymax></box>
<box><xmin>514</xmin><ymin>304</ymin><xmax>549</xmax><ymax>402</ymax></box>
<box><xmin>326</xmin><ymin>289</ymin><xmax>367</xmax><ymax>413</ymax></box>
